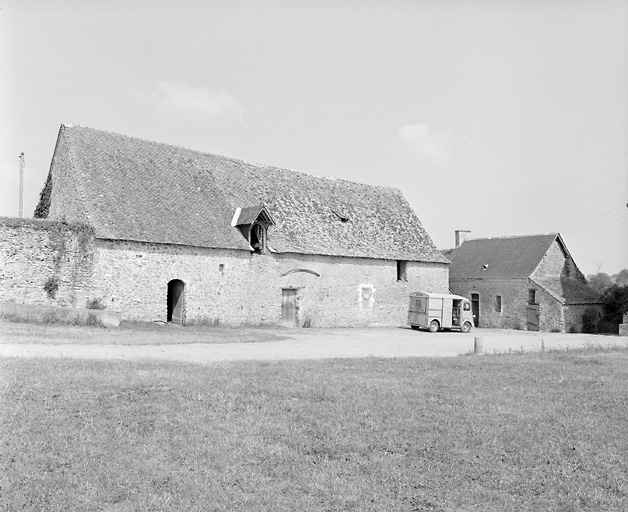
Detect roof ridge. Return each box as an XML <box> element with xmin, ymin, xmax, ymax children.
<box><xmin>466</xmin><ymin>233</ymin><xmax>559</xmax><ymax>241</ymax></box>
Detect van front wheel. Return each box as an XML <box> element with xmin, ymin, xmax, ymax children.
<box><xmin>461</xmin><ymin>321</ymin><xmax>472</xmax><ymax>333</ymax></box>
<box><xmin>428</xmin><ymin>320</ymin><xmax>439</xmax><ymax>333</ymax></box>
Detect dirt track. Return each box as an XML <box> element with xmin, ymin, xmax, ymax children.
<box><xmin>1</xmin><ymin>327</ymin><xmax>627</xmax><ymax>364</ymax></box>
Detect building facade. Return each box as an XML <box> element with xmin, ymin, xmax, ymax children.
<box><xmin>443</xmin><ymin>233</ymin><xmax>602</xmax><ymax>333</ymax></box>
<box><xmin>1</xmin><ymin>125</ymin><xmax>449</xmax><ymax>327</ymax></box>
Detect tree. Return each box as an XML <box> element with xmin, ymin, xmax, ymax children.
<box><xmin>602</xmin><ymin>284</ymin><xmax>628</xmax><ymax>325</ymax></box>
<box><xmin>613</xmin><ymin>269</ymin><xmax>628</xmax><ymax>287</ymax></box>
<box><xmin>587</xmin><ymin>272</ymin><xmax>614</xmax><ymax>295</ymax></box>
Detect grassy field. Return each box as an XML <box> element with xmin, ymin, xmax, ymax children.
<box><xmin>0</xmin><ymin>317</ymin><xmax>290</xmax><ymax>345</ymax></box>
<box><xmin>1</xmin><ymin>349</ymin><xmax>627</xmax><ymax>511</ymax></box>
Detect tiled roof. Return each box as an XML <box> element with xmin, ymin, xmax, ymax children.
<box><xmin>45</xmin><ymin>125</ymin><xmax>447</xmax><ymax>263</ymax></box>
<box><xmin>447</xmin><ymin>234</ymin><xmax>560</xmax><ymax>279</ymax></box>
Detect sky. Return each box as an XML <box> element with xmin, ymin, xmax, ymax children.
<box><xmin>1</xmin><ymin>0</ymin><xmax>627</xmax><ymax>276</ymax></box>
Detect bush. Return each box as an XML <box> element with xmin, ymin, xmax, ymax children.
<box><xmin>43</xmin><ymin>276</ymin><xmax>59</xmax><ymax>299</ymax></box>
<box><xmin>602</xmin><ymin>285</ymin><xmax>628</xmax><ymax>325</ymax></box>
<box><xmin>582</xmin><ymin>307</ymin><xmax>600</xmax><ymax>334</ymax></box>
<box><xmin>86</xmin><ymin>298</ymin><xmax>106</xmax><ymax>310</ymax></box>
<box><xmin>302</xmin><ymin>315</ymin><xmax>313</xmax><ymax>328</ymax></box>
<box><xmin>85</xmin><ymin>313</ymin><xmax>105</xmax><ymax>327</ymax></box>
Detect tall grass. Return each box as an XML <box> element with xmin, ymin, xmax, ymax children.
<box><xmin>0</xmin><ymin>310</ymin><xmax>105</xmax><ymax>328</ymax></box>
<box><xmin>1</xmin><ymin>351</ymin><xmax>627</xmax><ymax>511</ymax></box>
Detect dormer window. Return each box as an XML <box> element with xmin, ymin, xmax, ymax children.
<box><xmin>250</xmin><ymin>223</ymin><xmax>266</xmax><ymax>252</ymax></box>
<box><xmin>231</xmin><ymin>205</ymin><xmax>275</xmax><ymax>254</ymax></box>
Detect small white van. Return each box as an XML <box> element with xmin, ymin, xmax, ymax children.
<box><xmin>408</xmin><ymin>292</ymin><xmax>473</xmax><ymax>333</ymax></box>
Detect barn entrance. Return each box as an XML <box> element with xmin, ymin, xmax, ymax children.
<box><xmin>282</xmin><ymin>288</ymin><xmax>297</xmax><ymax>327</ymax></box>
<box><xmin>471</xmin><ymin>293</ymin><xmax>480</xmax><ymax>327</ymax></box>
<box><xmin>526</xmin><ymin>305</ymin><xmax>540</xmax><ymax>331</ymax></box>
<box><xmin>167</xmin><ymin>279</ymin><xmax>185</xmax><ymax>324</ymax></box>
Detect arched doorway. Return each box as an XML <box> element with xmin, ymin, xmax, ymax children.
<box><xmin>167</xmin><ymin>279</ymin><xmax>185</xmax><ymax>324</ymax></box>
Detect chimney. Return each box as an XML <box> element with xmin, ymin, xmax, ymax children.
<box><xmin>455</xmin><ymin>230</ymin><xmax>471</xmax><ymax>248</ymax></box>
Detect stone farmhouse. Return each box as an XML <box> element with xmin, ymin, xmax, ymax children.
<box><xmin>442</xmin><ymin>232</ymin><xmax>602</xmax><ymax>332</ymax></box>
<box><xmin>0</xmin><ymin>124</ymin><xmax>450</xmax><ymax>327</ymax></box>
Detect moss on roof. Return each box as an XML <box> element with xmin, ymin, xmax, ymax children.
<box><xmin>44</xmin><ymin>125</ymin><xmax>447</xmax><ymax>263</ymax></box>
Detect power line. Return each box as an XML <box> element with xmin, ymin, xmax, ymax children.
<box><xmin>562</xmin><ymin>207</ymin><xmax>628</xmax><ymax>240</ymax></box>
<box><xmin>563</xmin><ymin>212</ymin><xmax>627</xmax><ymax>241</ymax></box>
<box><xmin>562</xmin><ymin>206</ymin><xmax>627</xmax><ymax>236</ymax></box>
<box><xmin>564</xmin><ymin>212</ymin><xmax>628</xmax><ymax>244</ymax></box>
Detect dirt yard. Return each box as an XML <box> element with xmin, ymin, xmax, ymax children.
<box><xmin>1</xmin><ymin>321</ymin><xmax>627</xmax><ymax>364</ymax></box>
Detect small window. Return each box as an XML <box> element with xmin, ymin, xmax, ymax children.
<box><xmin>495</xmin><ymin>295</ymin><xmax>502</xmax><ymax>313</ymax></box>
<box><xmin>250</xmin><ymin>224</ymin><xmax>266</xmax><ymax>254</ymax></box>
<box><xmin>528</xmin><ymin>289</ymin><xmax>536</xmax><ymax>305</ymax></box>
<box><xmin>397</xmin><ymin>261</ymin><xmax>407</xmax><ymax>281</ymax></box>
<box><xmin>412</xmin><ymin>297</ymin><xmax>426</xmax><ymax>313</ymax></box>
<box><xmin>463</xmin><ymin>302</ymin><xmax>471</xmax><ymax>311</ymax></box>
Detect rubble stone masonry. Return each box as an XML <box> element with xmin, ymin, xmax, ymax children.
<box><xmin>0</xmin><ymin>219</ymin><xmax>449</xmax><ymax>327</ymax></box>
<box><xmin>0</xmin><ymin>218</ymin><xmax>95</xmax><ymax>308</ymax></box>
<box><xmin>93</xmin><ymin>239</ymin><xmax>449</xmax><ymax>327</ymax></box>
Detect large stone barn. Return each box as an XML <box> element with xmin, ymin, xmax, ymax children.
<box><xmin>442</xmin><ymin>232</ymin><xmax>602</xmax><ymax>333</ymax></box>
<box><xmin>1</xmin><ymin>124</ymin><xmax>449</xmax><ymax>327</ymax></box>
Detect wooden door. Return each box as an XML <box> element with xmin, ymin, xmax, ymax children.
<box><xmin>527</xmin><ymin>304</ymin><xmax>539</xmax><ymax>331</ymax></box>
<box><xmin>282</xmin><ymin>289</ymin><xmax>297</xmax><ymax>327</ymax></box>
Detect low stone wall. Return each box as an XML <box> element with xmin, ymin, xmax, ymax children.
<box><xmin>0</xmin><ymin>218</ymin><xmax>96</xmax><ymax>308</ymax></box>
<box><xmin>0</xmin><ymin>302</ymin><xmax>122</xmax><ymax>327</ymax></box>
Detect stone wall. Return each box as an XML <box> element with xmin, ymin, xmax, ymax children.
<box><xmin>450</xmin><ymin>278</ymin><xmax>530</xmax><ymax>330</ymax></box>
<box><xmin>564</xmin><ymin>303</ymin><xmax>605</xmax><ymax>334</ymax></box>
<box><xmin>532</xmin><ymin>284</ymin><xmax>565</xmax><ymax>332</ymax></box>
<box><xmin>1</xmin><ymin>221</ymin><xmax>449</xmax><ymax>327</ymax></box>
<box><xmin>0</xmin><ymin>218</ymin><xmax>95</xmax><ymax>308</ymax></box>
<box><xmin>532</xmin><ymin>239</ymin><xmax>566</xmax><ymax>283</ymax></box>
<box><xmin>450</xmin><ymin>278</ymin><xmax>565</xmax><ymax>331</ymax></box>
<box><xmin>92</xmin><ymin>239</ymin><xmax>449</xmax><ymax>327</ymax></box>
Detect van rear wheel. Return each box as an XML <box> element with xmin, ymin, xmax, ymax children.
<box><xmin>428</xmin><ymin>320</ymin><xmax>439</xmax><ymax>333</ymax></box>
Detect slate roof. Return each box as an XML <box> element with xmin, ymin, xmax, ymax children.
<box><xmin>535</xmin><ymin>277</ymin><xmax>602</xmax><ymax>304</ymax></box>
<box><xmin>44</xmin><ymin>125</ymin><xmax>447</xmax><ymax>263</ymax></box>
<box><xmin>446</xmin><ymin>234</ymin><xmax>601</xmax><ymax>304</ymax></box>
<box><xmin>446</xmin><ymin>234</ymin><xmax>560</xmax><ymax>279</ymax></box>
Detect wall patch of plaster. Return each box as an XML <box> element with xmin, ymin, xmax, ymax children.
<box><xmin>358</xmin><ymin>284</ymin><xmax>376</xmax><ymax>309</ymax></box>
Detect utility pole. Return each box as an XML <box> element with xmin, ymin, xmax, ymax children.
<box><xmin>18</xmin><ymin>152</ymin><xmax>25</xmax><ymax>218</ymax></box>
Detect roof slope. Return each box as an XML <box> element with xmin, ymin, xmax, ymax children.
<box><xmin>44</xmin><ymin>125</ymin><xmax>447</xmax><ymax>263</ymax></box>
<box><xmin>447</xmin><ymin>234</ymin><xmax>559</xmax><ymax>279</ymax></box>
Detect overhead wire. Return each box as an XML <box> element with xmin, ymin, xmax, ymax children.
<box><xmin>562</xmin><ymin>205</ymin><xmax>626</xmax><ymax>235</ymax></box>
<box><xmin>564</xmin><ymin>215</ymin><xmax>627</xmax><ymax>242</ymax></box>
<box><xmin>562</xmin><ymin>206</ymin><xmax>628</xmax><ymax>241</ymax></box>
<box><xmin>564</xmin><ymin>210</ymin><xmax>628</xmax><ymax>245</ymax></box>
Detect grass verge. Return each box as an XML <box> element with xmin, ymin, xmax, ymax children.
<box><xmin>1</xmin><ymin>351</ymin><xmax>627</xmax><ymax>511</ymax></box>
<box><xmin>0</xmin><ymin>317</ymin><xmax>290</xmax><ymax>345</ymax></box>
